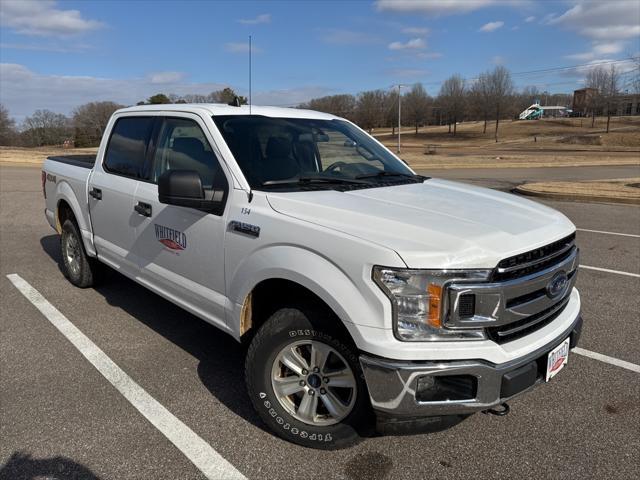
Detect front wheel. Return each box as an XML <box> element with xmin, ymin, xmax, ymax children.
<box><xmin>245</xmin><ymin>307</ymin><xmax>372</xmax><ymax>449</ymax></box>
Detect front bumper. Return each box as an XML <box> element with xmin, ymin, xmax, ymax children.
<box><xmin>359</xmin><ymin>313</ymin><xmax>582</xmax><ymax>418</ymax></box>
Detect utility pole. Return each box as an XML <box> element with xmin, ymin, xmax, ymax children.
<box><xmin>397</xmin><ymin>84</ymin><xmax>407</xmax><ymax>153</ymax></box>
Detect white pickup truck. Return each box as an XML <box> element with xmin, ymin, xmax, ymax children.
<box><xmin>43</xmin><ymin>104</ymin><xmax>582</xmax><ymax>449</ymax></box>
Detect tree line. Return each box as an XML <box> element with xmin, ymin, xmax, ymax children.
<box><xmin>300</xmin><ymin>66</ymin><xmax>577</xmax><ymax>142</ymax></box>
<box><xmin>0</xmin><ymin>64</ymin><xmax>631</xmax><ymax>148</ymax></box>
<box><xmin>0</xmin><ymin>87</ymin><xmax>246</xmax><ymax>148</ymax></box>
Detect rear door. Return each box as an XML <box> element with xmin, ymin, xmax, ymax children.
<box><xmin>130</xmin><ymin>114</ymin><xmax>230</xmax><ymax>330</ymax></box>
<box><xmin>89</xmin><ymin>115</ymin><xmax>156</xmax><ymax>276</ymax></box>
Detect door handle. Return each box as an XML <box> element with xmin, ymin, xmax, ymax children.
<box><xmin>134</xmin><ymin>201</ymin><xmax>152</xmax><ymax>217</ymax></box>
<box><xmin>89</xmin><ymin>188</ymin><xmax>102</xmax><ymax>200</ymax></box>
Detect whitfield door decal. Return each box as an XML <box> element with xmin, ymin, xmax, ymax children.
<box><xmin>154</xmin><ymin>224</ymin><xmax>187</xmax><ymax>251</ymax></box>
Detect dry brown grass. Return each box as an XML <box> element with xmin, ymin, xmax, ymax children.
<box><xmin>376</xmin><ymin>116</ymin><xmax>640</xmax><ymax>150</ymax></box>
<box><xmin>517</xmin><ymin>178</ymin><xmax>640</xmax><ymax>204</ymax></box>
<box><xmin>0</xmin><ymin>146</ymin><xmax>98</xmax><ymax>166</ymax></box>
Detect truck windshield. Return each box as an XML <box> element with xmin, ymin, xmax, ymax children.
<box><xmin>212</xmin><ymin>115</ymin><xmax>419</xmax><ymax>190</ymax></box>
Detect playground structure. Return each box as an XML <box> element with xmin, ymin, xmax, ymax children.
<box><xmin>519</xmin><ymin>102</ymin><xmax>571</xmax><ymax>120</ymax></box>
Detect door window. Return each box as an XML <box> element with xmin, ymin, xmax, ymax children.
<box><xmin>151</xmin><ymin>118</ymin><xmax>227</xmax><ymax>191</ymax></box>
<box><xmin>104</xmin><ymin>117</ymin><xmax>155</xmax><ymax>178</ymax></box>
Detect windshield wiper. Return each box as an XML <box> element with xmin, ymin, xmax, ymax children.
<box><xmin>355</xmin><ymin>171</ymin><xmax>427</xmax><ymax>181</ymax></box>
<box><xmin>261</xmin><ymin>175</ymin><xmax>367</xmax><ymax>186</ymax></box>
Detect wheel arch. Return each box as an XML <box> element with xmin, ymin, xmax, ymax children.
<box><xmin>54</xmin><ymin>181</ymin><xmax>96</xmax><ymax>256</ymax></box>
<box><xmin>228</xmin><ymin>246</ymin><xmax>388</xmax><ymax>350</ymax></box>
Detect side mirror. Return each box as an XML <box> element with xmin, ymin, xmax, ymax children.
<box><xmin>158</xmin><ymin>170</ymin><xmax>225</xmax><ymax>213</ymax></box>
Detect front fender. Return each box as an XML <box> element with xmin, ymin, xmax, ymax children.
<box><xmin>227</xmin><ymin>245</ymin><xmax>393</xmax><ymax>348</ymax></box>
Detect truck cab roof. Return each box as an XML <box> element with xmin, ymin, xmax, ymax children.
<box><xmin>115</xmin><ymin>103</ymin><xmax>340</xmax><ymax>121</ymax></box>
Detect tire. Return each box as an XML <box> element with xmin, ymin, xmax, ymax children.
<box><xmin>60</xmin><ymin>219</ymin><xmax>99</xmax><ymax>288</ymax></box>
<box><xmin>245</xmin><ymin>306</ymin><xmax>372</xmax><ymax>449</ymax></box>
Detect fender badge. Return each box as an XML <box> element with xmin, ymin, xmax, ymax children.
<box><xmin>229</xmin><ymin>221</ymin><xmax>260</xmax><ymax>238</ymax></box>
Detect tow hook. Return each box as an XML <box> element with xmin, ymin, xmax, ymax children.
<box><xmin>483</xmin><ymin>403</ymin><xmax>510</xmax><ymax>416</ymax></box>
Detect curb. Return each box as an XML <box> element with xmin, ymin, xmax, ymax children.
<box><xmin>514</xmin><ymin>185</ymin><xmax>640</xmax><ymax>205</ymax></box>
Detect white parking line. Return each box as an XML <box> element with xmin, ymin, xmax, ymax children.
<box><xmin>6</xmin><ymin>273</ymin><xmax>246</xmax><ymax>480</ymax></box>
<box><xmin>577</xmin><ymin>228</ymin><xmax>640</xmax><ymax>239</ymax></box>
<box><xmin>580</xmin><ymin>265</ymin><xmax>640</xmax><ymax>278</ymax></box>
<box><xmin>573</xmin><ymin>348</ymin><xmax>640</xmax><ymax>374</ymax></box>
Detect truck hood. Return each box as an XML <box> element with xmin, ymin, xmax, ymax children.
<box><xmin>266</xmin><ymin>178</ymin><xmax>575</xmax><ymax>269</ymax></box>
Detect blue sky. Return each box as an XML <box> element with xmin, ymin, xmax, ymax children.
<box><xmin>1</xmin><ymin>0</ymin><xmax>639</xmax><ymax>120</ymax></box>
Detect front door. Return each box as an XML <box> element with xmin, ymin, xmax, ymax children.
<box><xmin>130</xmin><ymin>115</ymin><xmax>230</xmax><ymax>330</ymax></box>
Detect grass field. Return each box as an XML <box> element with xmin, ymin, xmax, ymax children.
<box><xmin>1</xmin><ymin>116</ymin><xmax>639</xmax><ymax>170</ymax></box>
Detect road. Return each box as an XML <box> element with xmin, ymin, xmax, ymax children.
<box><xmin>1</xmin><ymin>165</ymin><xmax>639</xmax><ymax>480</ymax></box>
<box><xmin>420</xmin><ymin>164</ymin><xmax>640</xmax><ymax>191</ymax></box>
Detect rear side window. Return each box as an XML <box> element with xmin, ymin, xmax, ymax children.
<box><xmin>104</xmin><ymin>117</ymin><xmax>155</xmax><ymax>178</ymax></box>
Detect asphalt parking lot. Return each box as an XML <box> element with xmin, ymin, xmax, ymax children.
<box><xmin>1</xmin><ymin>164</ymin><xmax>639</xmax><ymax>480</ymax></box>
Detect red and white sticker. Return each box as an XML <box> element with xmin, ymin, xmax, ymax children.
<box><xmin>546</xmin><ymin>338</ymin><xmax>570</xmax><ymax>381</ymax></box>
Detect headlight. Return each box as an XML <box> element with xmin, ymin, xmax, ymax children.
<box><xmin>373</xmin><ymin>267</ymin><xmax>491</xmax><ymax>341</ymax></box>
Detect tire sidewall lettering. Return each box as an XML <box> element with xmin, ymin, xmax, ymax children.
<box><xmin>257</xmin><ymin>392</ymin><xmax>335</xmax><ymax>443</ymax></box>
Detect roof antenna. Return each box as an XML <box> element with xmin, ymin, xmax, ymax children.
<box><xmin>249</xmin><ymin>34</ymin><xmax>252</xmax><ymax>114</ymax></box>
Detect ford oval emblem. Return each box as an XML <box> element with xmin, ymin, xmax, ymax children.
<box><xmin>546</xmin><ymin>271</ymin><xmax>569</xmax><ymax>298</ymax></box>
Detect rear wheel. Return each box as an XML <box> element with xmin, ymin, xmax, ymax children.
<box><xmin>245</xmin><ymin>306</ymin><xmax>372</xmax><ymax>449</ymax></box>
<box><xmin>60</xmin><ymin>219</ymin><xmax>99</xmax><ymax>288</ymax></box>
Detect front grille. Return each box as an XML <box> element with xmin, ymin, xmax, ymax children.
<box><xmin>487</xmin><ymin>299</ymin><xmax>569</xmax><ymax>344</ymax></box>
<box><xmin>493</xmin><ymin>233</ymin><xmax>576</xmax><ymax>281</ymax></box>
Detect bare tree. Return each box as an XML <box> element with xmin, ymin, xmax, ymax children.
<box><xmin>585</xmin><ymin>65</ymin><xmax>609</xmax><ymax>127</ymax></box>
<box><xmin>356</xmin><ymin>90</ymin><xmax>386</xmax><ymax>132</ymax></box>
<box><xmin>403</xmin><ymin>83</ymin><xmax>431</xmax><ymax>134</ymax></box>
<box><xmin>487</xmin><ymin>66</ymin><xmax>515</xmax><ymax>142</ymax></box>
<box><xmin>439</xmin><ymin>74</ymin><xmax>466</xmax><ymax>135</ymax></box>
<box><xmin>384</xmin><ymin>90</ymin><xmax>399</xmax><ymax>134</ymax></box>
<box><xmin>0</xmin><ymin>104</ymin><xmax>17</xmax><ymax>146</ymax></box>
<box><xmin>469</xmin><ymin>73</ymin><xmax>492</xmax><ymax>133</ymax></box>
<box><xmin>604</xmin><ymin>65</ymin><xmax>620</xmax><ymax>133</ymax></box>
<box><xmin>22</xmin><ymin>110</ymin><xmax>70</xmax><ymax>147</ymax></box>
<box><xmin>73</xmin><ymin>101</ymin><xmax>124</xmax><ymax>147</ymax></box>
<box><xmin>585</xmin><ymin>65</ymin><xmax>620</xmax><ymax>131</ymax></box>
<box><xmin>300</xmin><ymin>94</ymin><xmax>357</xmax><ymax>121</ymax></box>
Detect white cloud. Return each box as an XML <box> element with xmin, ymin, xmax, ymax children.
<box><xmin>238</xmin><ymin>14</ymin><xmax>271</xmax><ymax>25</ymax></box>
<box><xmin>479</xmin><ymin>21</ymin><xmax>504</xmax><ymax>32</ymax></box>
<box><xmin>375</xmin><ymin>0</ymin><xmax>531</xmax><ymax>16</ymax></box>
<box><xmin>525</xmin><ymin>15</ymin><xmax>536</xmax><ymax>22</ymax></box>
<box><xmin>557</xmin><ymin>58</ymin><xmax>637</xmax><ymax>78</ymax></box>
<box><xmin>224</xmin><ymin>42</ymin><xmax>262</xmax><ymax>53</ymax></box>
<box><xmin>402</xmin><ymin>27</ymin><xmax>430</xmax><ymax>35</ymax></box>
<box><xmin>0</xmin><ymin>0</ymin><xmax>103</xmax><ymax>36</ymax></box>
<box><xmin>148</xmin><ymin>72</ymin><xmax>186</xmax><ymax>84</ymax></box>
<box><xmin>319</xmin><ymin>29</ymin><xmax>380</xmax><ymax>45</ymax></box>
<box><xmin>492</xmin><ymin>55</ymin><xmax>505</xmax><ymax>65</ymax></box>
<box><xmin>0</xmin><ymin>42</ymin><xmax>91</xmax><ymax>53</ymax></box>
<box><xmin>0</xmin><ymin>63</ymin><xmax>332</xmax><ymax>120</ymax></box>
<box><xmin>388</xmin><ymin>38</ymin><xmax>426</xmax><ymax>50</ymax></box>
<box><xmin>546</xmin><ymin>1</ymin><xmax>640</xmax><ymax>41</ymax></box>
<box><xmin>387</xmin><ymin>68</ymin><xmax>429</xmax><ymax>78</ymax></box>
<box><xmin>566</xmin><ymin>41</ymin><xmax>626</xmax><ymax>61</ymax></box>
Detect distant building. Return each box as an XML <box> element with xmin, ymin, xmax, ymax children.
<box><xmin>572</xmin><ymin>88</ymin><xmax>598</xmax><ymax>115</ymax></box>
<box><xmin>613</xmin><ymin>93</ymin><xmax>640</xmax><ymax>116</ymax></box>
<box><xmin>572</xmin><ymin>88</ymin><xmax>640</xmax><ymax>116</ymax></box>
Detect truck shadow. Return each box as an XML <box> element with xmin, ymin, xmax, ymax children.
<box><xmin>0</xmin><ymin>451</ymin><xmax>101</xmax><ymax>480</ymax></box>
<box><xmin>40</xmin><ymin>234</ymin><xmax>467</xmax><ymax>441</ymax></box>
<box><xmin>40</xmin><ymin>234</ymin><xmax>264</xmax><ymax>431</ymax></box>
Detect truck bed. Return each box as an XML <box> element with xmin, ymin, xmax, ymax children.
<box><xmin>43</xmin><ymin>155</ymin><xmax>96</xmax><ymax>244</ymax></box>
<box><xmin>47</xmin><ymin>155</ymin><xmax>96</xmax><ymax>169</ymax></box>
